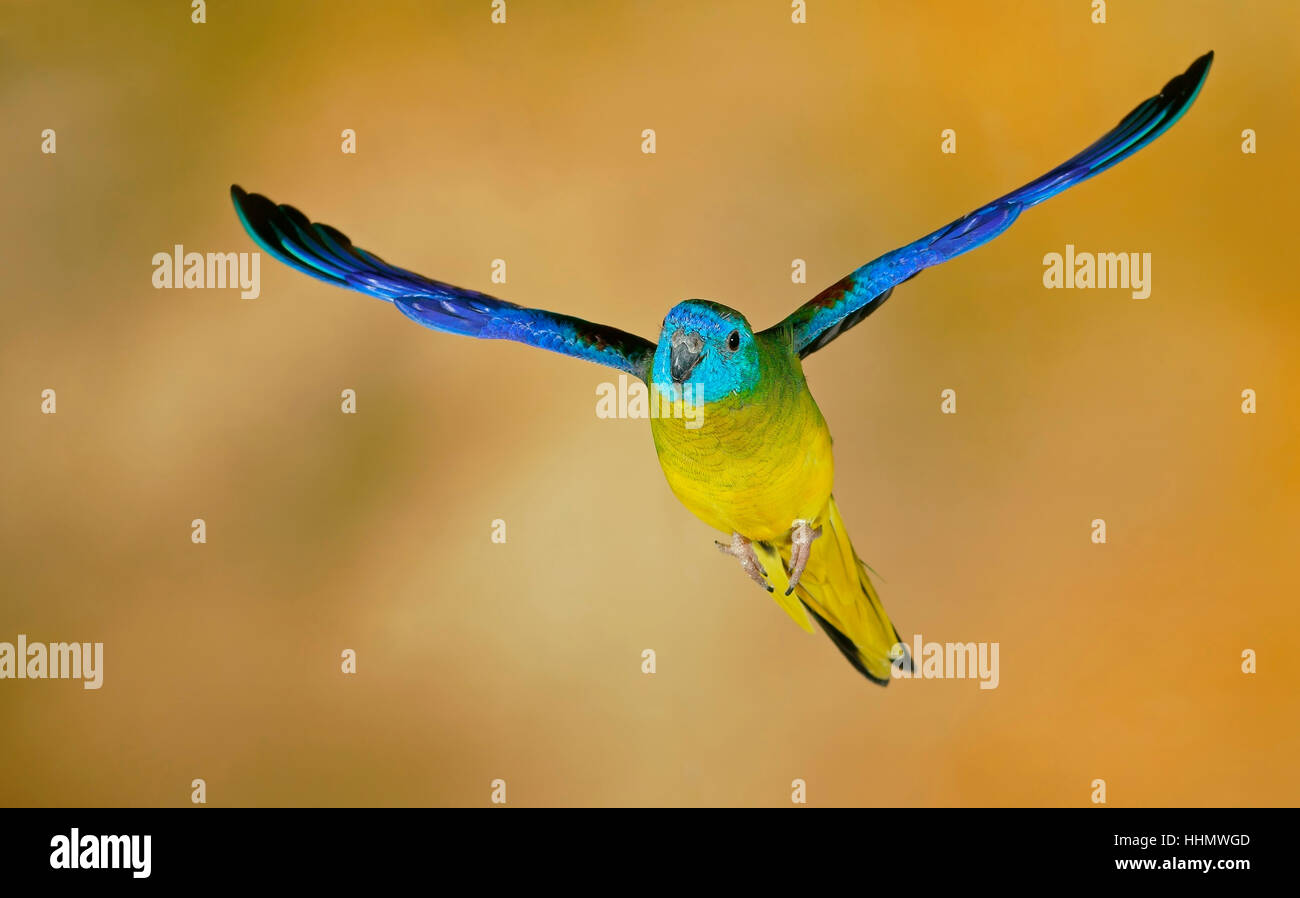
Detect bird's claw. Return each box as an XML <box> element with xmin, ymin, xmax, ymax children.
<box><xmin>716</xmin><ymin>532</ymin><xmax>772</xmax><ymax>593</ymax></box>
<box><xmin>785</xmin><ymin>519</ymin><xmax>823</xmax><ymax>596</ymax></box>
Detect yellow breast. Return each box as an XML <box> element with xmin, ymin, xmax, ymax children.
<box><xmin>649</xmin><ymin>348</ymin><xmax>834</xmax><ymax>542</ymax></box>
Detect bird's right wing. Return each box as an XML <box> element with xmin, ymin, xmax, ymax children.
<box><xmin>232</xmin><ymin>186</ymin><xmax>657</xmax><ymax>379</ymax></box>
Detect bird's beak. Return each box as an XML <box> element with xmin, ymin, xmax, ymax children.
<box><xmin>670</xmin><ymin>330</ymin><xmax>704</xmax><ymax>384</ymax></box>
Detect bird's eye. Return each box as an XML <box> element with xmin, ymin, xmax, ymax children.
<box><xmin>726</xmin><ymin>330</ymin><xmax>740</xmax><ymax>351</ymax></box>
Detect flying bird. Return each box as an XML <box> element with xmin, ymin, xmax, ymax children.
<box><xmin>232</xmin><ymin>52</ymin><xmax>1212</xmax><ymax>684</ymax></box>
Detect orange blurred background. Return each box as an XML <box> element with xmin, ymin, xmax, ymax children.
<box><xmin>1</xmin><ymin>1</ymin><xmax>1296</xmax><ymax>807</ymax></box>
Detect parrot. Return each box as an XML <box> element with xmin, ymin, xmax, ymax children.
<box><xmin>231</xmin><ymin>52</ymin><xmax>1211</xmax><ymax>684</ymax></box>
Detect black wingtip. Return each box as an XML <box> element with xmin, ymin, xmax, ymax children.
<box><xmin>1146</xmin><ymin>51</ymin><xmax>1213</xmax><ymax>124</ymax></box>
<box><xmin>230</xmin><ymin>184</ymin><xmax>260</xmax><ymax>218</ymax></box>
<box><xmin>231</xmin><ymin>184</ymin><xmax>277</xmax><ymax>213</ymax></box>
<box><xmin>1172</xmin><ymin>50</ymin><xmax>1214</xmax><ymax>94</ymax></box>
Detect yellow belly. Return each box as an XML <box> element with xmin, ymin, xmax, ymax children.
<box><xmin>650</xmin><ymin>381</ymin><xmax>834</xmax><ymax>542</ymax></box>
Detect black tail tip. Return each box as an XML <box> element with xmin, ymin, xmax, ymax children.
<box><xmin>801</xmin><ymin>600</ymin><xmax>894</xmax><ymax>687</ymax></box>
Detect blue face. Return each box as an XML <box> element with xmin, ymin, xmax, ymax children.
<box><xmin>652</xmin><ymin>300</ymin><xmax>761</xmax><ymax>405</ymax></box>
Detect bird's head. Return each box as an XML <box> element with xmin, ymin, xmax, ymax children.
<box><xmin>652</xmin><ymin>300</ymin><xmax>760</xmax><ymax>404</ymax></box>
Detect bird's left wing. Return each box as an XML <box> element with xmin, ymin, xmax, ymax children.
<box><xmin>770</xmin><ymin>51</ymin><xmax>1213</xmax><ymax>358</ymax></box>
<box><xmin>231</xmin><ymin>186</ymin><xmax>657</xmax><ymax>379</ymax></box>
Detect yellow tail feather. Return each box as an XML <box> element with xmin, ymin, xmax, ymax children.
<box><xmin>750</xmin><ymin>541</ymin><xmax>812</xmax><ymax>633</ymax></box>
<box><xmin>755</xmin><ymin>496</ymin><xmax>907</xmax><ymax>684</ymax></box>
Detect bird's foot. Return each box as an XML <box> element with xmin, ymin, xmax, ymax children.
<box><xmin>715</xmin><ymin>532</ymin><xmax>773</xmax><ymax>593</ymax></box>
<box><xmin>785</xmin><ymin>519</ymin><xmax>823</xmax><ymax>596</ymax></box>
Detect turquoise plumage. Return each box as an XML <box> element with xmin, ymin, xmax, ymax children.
<box><xmin>232</xmin><ymin>52</ymin><xmax>1212</xmax><ymax>682</ymax></box>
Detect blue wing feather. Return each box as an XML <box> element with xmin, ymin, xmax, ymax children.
<box><xmin>779</xmin><ymin>51</ymin><xmax>1213</xmax><ymax>357</ymax></box>
<box><xmin>231</xmin><ymin>186</ymin><xmax>656</xmax><ymax>378</ymax></box>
